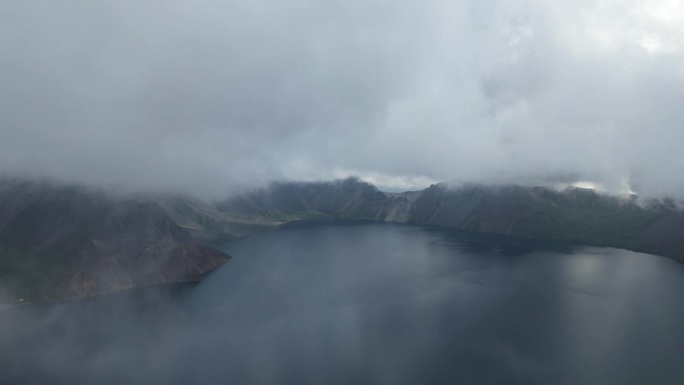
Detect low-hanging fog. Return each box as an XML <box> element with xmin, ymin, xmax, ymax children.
<box><xmin>1</xmin><ymin>0</ymin><xmax>684</xmax><ymax>198</ymax></box>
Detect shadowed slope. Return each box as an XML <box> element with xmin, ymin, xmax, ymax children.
<box><xmin>0</xmin><ymin>180</ymin><xmax>229</xmax><ymax>302</ymax></box>
<box><xmin>213</xmin><ymin>178</ymin><xmax>684</xmax><ymax>262</ymax></box>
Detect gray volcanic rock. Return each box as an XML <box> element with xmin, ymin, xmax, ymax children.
<box><xmin>9</xmin><ymin>173</ymin><xmax>679</xmax><ymax>303</ymax></box>
<box><xmin>0</xmin><ymin>179</ymin><xmax>229</xmax><ymax>302</ymax></box>
<box><xmin>214</xmin><ymin>178</ymin><xmax>684</xmax><ymax>262</ymax></box>
<box><xmin>217</xmin><ymin>177</ymin><xmax>408</xmax><ymax>222</ymax></box>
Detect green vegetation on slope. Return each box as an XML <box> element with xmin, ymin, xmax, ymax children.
<box><xmin>0</xmin><ymin>249</ymin><xmax>66</xmax><ymax>302</ymax></box>
<box><xmin>0</xmin><ymin>180</ymin><xmax>230</xmax><ymax>303</ymax></box>
<box><xmin>213</xmin><ymin>179</ymin><xmax>684</xmax><ymax>262</ymax></box>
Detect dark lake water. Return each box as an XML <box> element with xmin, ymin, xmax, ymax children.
<box><xmin>2</xmin><ymin>223</ymin><xmax>684</xmax><ymax>384</ymax></box>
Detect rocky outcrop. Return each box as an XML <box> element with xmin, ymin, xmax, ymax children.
<box><xmin>0</xmin><ymin>179</ymin><xmax>229</xmax><ymax>302</ymax></box>
<box><xmin>151</xmin><ymin>194</ymin><xmax>280</xmax><ymax>242</ymax></box>
<box><xmin>213</xmin><ymin>178</ymin><xmax>684</xmax><ymax>262</ymax></box>
<box><xmin>217</xmin><ymin>178</ymin><xmax>397</xmax><ymax>220</ymax></box>
<box><xmin>5</xmin><ymin>175</ymin><xmax>681</xmax><ymax>303</ymax></box>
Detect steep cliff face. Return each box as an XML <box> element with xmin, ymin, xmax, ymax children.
<box><xmin>4</xmin><ymin>176</ymin><xmax>682</xmax><ymax>303</ymax></box>
<box><xmin>213</xmin><ymin>178</ymin><xmax>684</xmax><ymax>262</ymax></box>
<box><xmin>218</xmin><ymin>178</ymin><xmax>401</xmax><ymax>221</ymax></box>
<box><xmin>151</xmin><ymin>194</ymin><xmax>280</xmax><ymax>242</ymax></box>
<box><xmin>0</xmin><ymin>180</ymin><xmax>229</xmax><ymax>302</ymax></box>
<box><xmin>406</xmin><ymin>184</ymin><xmax>655</xmax><ymax>248</ymax></box>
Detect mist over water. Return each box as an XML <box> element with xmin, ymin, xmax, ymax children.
<box><xmin>2</xmin><ymin>223</ymin><xmax>684</xmax><ymax>385</ymax></box>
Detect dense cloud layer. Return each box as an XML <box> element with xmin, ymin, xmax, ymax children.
<box><xmin>1</xmin><ymin>0</ymin><xmax>683</xmax><ymax>197</ymax></box>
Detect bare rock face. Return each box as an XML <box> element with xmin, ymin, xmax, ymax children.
<box><xmin>52</xmin><ymin>200</ymin><xmax>229</xmax><ymax>300</ymax></box>
<box><xmin>5</xmin><ymin>176</ymin><xmax>683</xmax><ymax>303</ymax></box>
<box><xmin>0</xmin><ymin>180</ymin><xmax>229</xmax><ymax>302</ymax></box>
<box><xmin>213</xmin><ymin>178</ymin><xmax>684</xmax><ymax>262</ymax></box>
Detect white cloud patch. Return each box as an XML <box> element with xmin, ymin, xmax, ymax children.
<box><xmin>1</xmin><ymin>0</ymin><xmax>684</xmax><ymax>198</ymax></box>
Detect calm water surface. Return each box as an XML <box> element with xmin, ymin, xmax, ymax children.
<box><xmin>2</xmin><ymin>223</ymin><xmax>684</xmax><ymax>384</ymax></box>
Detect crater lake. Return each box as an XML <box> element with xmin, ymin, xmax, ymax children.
<box><xmin>2</xmin><ymin>223</ymin><xmax>684</xmax><ymax>385</ymax></box>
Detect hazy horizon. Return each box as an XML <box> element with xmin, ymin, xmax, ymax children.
<box><xmin>0</xmin><ymin>173</ymin><xmax>661</xmax><ymax>209</ymax></box>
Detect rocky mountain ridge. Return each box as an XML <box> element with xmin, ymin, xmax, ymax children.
<box><xmin>207</xmin><ymin>178</ymin><xmax>684</xmax><ymax>262</ymax></box>
<box><xmin>2</xmin><ymin>176</ymin><xmax>683</xmax><ymax>303</ymax></box>
<box><xmin>0</xmin><ymin>179</ymin><xmax>229</xmax><ymax>303</ymax></box>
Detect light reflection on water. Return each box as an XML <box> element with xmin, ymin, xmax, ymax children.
<box><xmin>1</xmin><ymin>223</ymin><xmax>684</xmax><ymax>385</ymax></box>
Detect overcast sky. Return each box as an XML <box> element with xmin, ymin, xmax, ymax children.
<box><xmin>1</xmin><ymin>0</ymin><xmax>683</xmax><ymax>198</ymax></box>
